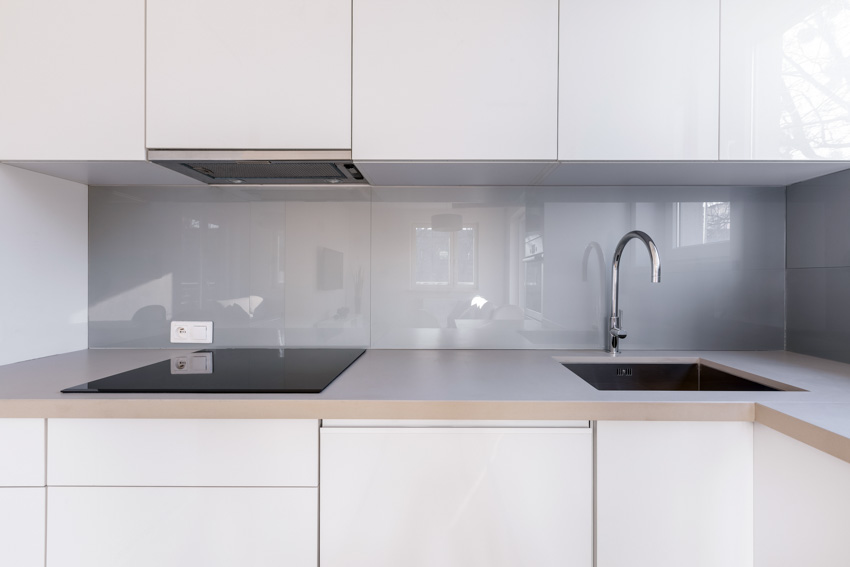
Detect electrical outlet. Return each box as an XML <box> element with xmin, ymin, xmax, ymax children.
<box><xmin>170</xmin><ymin>352</ymin><xmax>213</xmax><ymax>374</ymax></box>
<box><xmin>170</xmin><ymin>321</ymin><xmax>213</xmax><ymax>344</ymax></box>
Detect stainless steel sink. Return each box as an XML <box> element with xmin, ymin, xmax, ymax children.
<box><xmin>563</xmin><ymin>362</ymin><xmax>798</xmax><ymax>391</ymax></box>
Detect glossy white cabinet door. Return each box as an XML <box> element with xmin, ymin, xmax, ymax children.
<box><xmin>559</xmin><ymin>0</ymin><xmax>720</xmax><ymax>160</ymax></box>
<box><xmin>147</xmin><ymin>0</ymin><xmax>351</xmax><ymax>150</ymax></box>
<box><xmin>48</xmin><ymin>419</ymin><xmax>318</xmax><ymax>487</ymax></box>
<box><xmin>755</xmin><ymin>423</ymin><xmax>850</xmax><ymax>566</ymax></box>
<box><xmin>721</xmin><ymin>0</ymin><xmax>850</xmax><ymax>160</ymax></box>
<box><xmin>321</xmin><ymin>427</ymin><xmax>592</xmax><ymax>567</ymax></box>
<box><xmin>47</xmin><ymin>487</ymin><xmax>316</xmax><ymax>567</ymax></box>
<box><xmin>597</xmin><ymin>421</ymin><xmax>753</xmax><ymax>567</ymax></box>
<box><xmin>0</xmin><ymin>419</ymin><xmax>44</xmax><ymax>487</ymax></box>
<box><xmin>0</xmin><ymin>488</ymin><xmax>45</xmax><ymax>567</ymax></box>
<box><xmin>352</xmin><ymin>0</ymin><xmax>559</xmax><ymax>160</ymax></box>
<box><xmin>0</xmin><ymin>0</ymin><xmax>144</xmax><ymax>160</ymax></box>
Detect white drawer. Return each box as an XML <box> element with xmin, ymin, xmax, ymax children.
<box><xmin>48</xmin><ymin>487</ymin><xmax>316</xmax><ymax>567</ymax></box>
<box><xmin>0</xmin><ymin>419</ymin><xmax>44</xmax><ymax>486</ymax></box>
<box><xmin>0</xmin><ymin>488</ymin><xmax>45</xmax><ymax>567</ymax></box>
<box><xmin>47</xmin><ymin>419</ymin><xmax>317</xmax><ymax>487</ymax></box>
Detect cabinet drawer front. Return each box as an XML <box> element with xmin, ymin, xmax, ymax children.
<box><xmin>47</xmin><ymin>487</ymin><xmax>316</xmax><ymax>567</ymax></box>
<box><xmin>0</xmin><ymin>419</ymin><xmax>44</xmax><ymax>486</ymax></box>
<box><xmin>0</xmin><ymin>488</ymin><xmax>45</xmax><ymax>567</ymax></box>
<box><xmin>597</xmin><ymin>421</ymin><xmax>752</xmax><ymax>567</ymax></box>
<box><xmin>321</xmin><ymin>427</ymin><xmax>592</xmax><ymax>567</ymax></box>
<box><xmin>48</xmin><ymin>419</ymin><xmax>317</xmax><ymax>487</ymax></box>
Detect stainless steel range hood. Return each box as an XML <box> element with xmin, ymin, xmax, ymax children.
<box><xmin>148</xmin><ymin>150</ymin><xmax>368</xmax><ymax>185</ymax></box>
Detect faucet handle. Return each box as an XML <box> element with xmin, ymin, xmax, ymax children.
<box><xmin>611</xmin><ymin>328</ymin><xmax>627</xmax><ymax>339</ymax></box>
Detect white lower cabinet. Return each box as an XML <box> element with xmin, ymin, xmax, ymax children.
<box><xmin>47</xmin><ymin>487</ymin><xmax>316</xmax><ymax>567</ymax></box>
<box><xmin>320</xmin><ymin>424</ymin><xmax>592</xmax><ymax>567</ymax></box>
<box><xmin>45</xmin><ymin>418</ymin><xmax>319</xmax><ymax>567</ymax></box>
<box><xmin>754</xmin><ymin>423</ymin><xmax>850</xmax><ymax>567</ymax></box>
<box><xmin>48</xmin><ymin>418</ymin><xmax>318</xmax><ymax>487</ymax></box>
<box><xmin>597</xmin><ymin>421</ymin><xmax>753</xmax><ymax>567</ymax></box>
<box><xmin>0</xmin><ymin>418</ymin><xmax>45</xmax><ymax>486</ymax></box>
<box><xmin>0</xmin><ymin>419</ymin><xmax>46</xmax><ymax>567</ymax></box>
<box><xmin>0</xmin><ymin>488</ymin><xmax>45</xmax><ymax>567</ymax></box>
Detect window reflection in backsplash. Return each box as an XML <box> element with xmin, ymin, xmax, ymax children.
<box><xmin>89</xmin><ymin>184</ymin><xmax>785</xmax><ymax>351</ymax></box>
<box><xmin>370</xmin><ymin>186</ymin><xmax>785</xmax><ymax>350</ymax></box>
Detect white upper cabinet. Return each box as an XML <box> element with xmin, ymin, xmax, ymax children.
<box><xmin>0</xmin><ymin>0</ymin><xmax>144</xmax><ymax>160</ymax></box>
<box><xmin>720</xmin><ymin>0</ymin><xmax>850</xmax><ymax>160</ymax></box>
<box><xmin>146</xmin><ymin>0</ymin><xmax>351</xmax><ymax>150</ymax></box>
<box><xmin>352</xmin><ymin>0</ymin><xmax>559</xmax><ymax>161</ymax></box>
<box><xmin>559</xmin><ymin>0</ymin><xmax>720</xmax><ymax>160</ymax></box>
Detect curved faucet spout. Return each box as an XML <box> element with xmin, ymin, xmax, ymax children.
<box><xmin>608</xmin><ymin>230</ymin><xmax>661</xmax><ymax>354</ymax></box>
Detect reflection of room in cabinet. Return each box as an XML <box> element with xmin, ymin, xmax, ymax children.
<box><xmin>721</xmin><ymin>0</ymin><xmax>850</xmax><ymax>160</ymax></box>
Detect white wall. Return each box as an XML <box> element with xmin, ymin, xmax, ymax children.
<box><xmin>0</xmin><ymin>164</ymin><xmax>87</xmax><ymax>365</ymax></box>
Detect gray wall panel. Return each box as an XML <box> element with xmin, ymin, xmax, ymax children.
<box><xmin>89</xmin><ymin>184</ymin><xmax>786</xmax><ymax>351</ymax></box>
<box><xmin>787</xmin><ymin>168</ymin><xmax>850</xmax><ymax>362</ymax></box>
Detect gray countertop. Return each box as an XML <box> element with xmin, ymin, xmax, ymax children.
<box><xmin>1</xmin><ymin>347</ymin><xmax>850</xmax><ymax>461</ymax></box>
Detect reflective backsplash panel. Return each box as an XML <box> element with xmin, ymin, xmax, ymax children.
<box><xmin>89</xmin><ymin>187</ymin><xmax>370</xmax><ymax>348</ymax></box>
<box><xmin>90</xmin><ymin>184</ymin><xmax>785</xmax><ymax>350</ymax></box>
<box><xmin>787</xmin><ymin>168</ymin><xmax>850</xmax><ymax>363</ymax></box>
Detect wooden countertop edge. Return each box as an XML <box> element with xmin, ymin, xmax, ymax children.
<box><xmin>0</xmin><ymin>399</ymin><xmax>754</xmax><ymax>421</ymax></box>
<box><xmin>754</xmin><ymin>403</ymin><xmax>850</xmax><ymax>464</ymax></box>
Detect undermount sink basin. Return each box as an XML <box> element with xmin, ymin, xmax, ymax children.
<box><xmin>564</xmin><ymin>362</ymin><xmax>797</xmax><ymax>392</ymax></box>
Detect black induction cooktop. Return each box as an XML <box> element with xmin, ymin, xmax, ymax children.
<box><xmin>62</xmin><ymin>348</ymin><xmax>366</xmax><ymax>394</ymax></box>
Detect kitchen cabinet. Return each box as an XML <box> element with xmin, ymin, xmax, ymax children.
<box><xmin>558</xmin><ymin>0</ymin><xmax>720</xmax><ymax>160</ymax></box>
<box><xmin>0</xmin><ymin>489</ymin><xmax>45</xmax><ymax>567</ymax></box>
<box><xmin>146</xmin><ymin>0</ymin><xmax>351</xmax><ymax>150</ymax></box>
<box><xmin>596</xmin><ymin>421</ymin><xmax>753</xmax><ymax>567</ymax></box>
<box><xmin>352</xmin><ymin>0</ymin><xmax>559</xmax><ymax>161</ymax></box>
<box><xmin>0</xmin><ymin>0</ymin><xmax>145</xmax><ymax>160</ymax></box>
<box><xmin>47</xmin><ymin>418</ymin><xmax>318</xmax><ymax>486</ymax></box>
<box><xmin>0</xmin><ymin>419</ymin><xmax>45</xmax><ymax>567</ymax></box>
<box><xmin>46</xmin><ymin>418</ymin><xmax>318</xmax><ymax>567</ymax></box>
<box><xmin>0</xmin><ymin>418</ymin><xmax>44</xmax><ymax>486</ymax></box>
<box><xmin>47</xmin><ymin>487</ymin><xmax>316</xmax><ymax>567</ymax></box>
<box><xmin>320</xmin><ymin>422</ymin><xmax>592</xmax><ymax>567</ymax></box>
<box><xmin>754</xmin><ymin>423</ymin><xmax>850</xmax><ymax>566</ymax></box>
<box><xmin>720</xmin><ymin>0</ymin><xmax>850</xmax><ymax>160</ymax></box>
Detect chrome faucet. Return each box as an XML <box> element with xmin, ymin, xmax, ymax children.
<box><xmin>608</xmin><ymin>231</ymin><xmax>661</xmax><ymax>354</ymax></box>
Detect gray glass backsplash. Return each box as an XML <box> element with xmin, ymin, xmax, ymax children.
<box><xmin>787</xmin><ymin>168</ymin><xmax>850</xmax><ymax>363</ymax></box>
<box><xmin>89</xmin><ymin>186</ymin><xmax>370</xmax><ymax>348</ymax></box>
<box><xmin>90</xmin><ymin>184</ymin><xmax>786</xmax><ymax>350</ymax></box>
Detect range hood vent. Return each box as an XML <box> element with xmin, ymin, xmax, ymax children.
<box><xmin>148</xmin><ymin>150</ymin><xmax>367</xmax><ymax>185</ymax></box>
